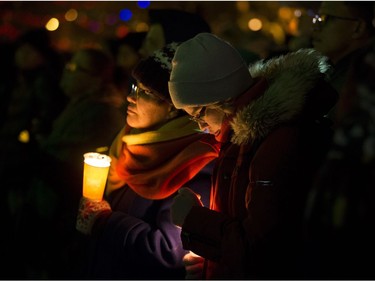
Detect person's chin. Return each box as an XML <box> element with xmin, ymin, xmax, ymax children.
<box><xmin>126</xmin><ymin>115</ymin><xmax>138</xmax><ymax>127</ymax></box>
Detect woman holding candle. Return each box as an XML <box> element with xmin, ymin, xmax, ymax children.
<box><xmin>76</xmin><ymin>42</ymin><xmax>219</xmax><ymax>279</ymax></box>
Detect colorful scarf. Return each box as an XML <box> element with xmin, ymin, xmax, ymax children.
<box><xmin>106</xmin><ymin>116</ymin><xmax>219</xmax><ymax>199</ymax></box>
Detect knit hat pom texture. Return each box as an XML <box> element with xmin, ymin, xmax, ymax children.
<box><xmin>132</xmin><ymin>42</ymin><xmax>179</xmax><ymax>103</ymax></box>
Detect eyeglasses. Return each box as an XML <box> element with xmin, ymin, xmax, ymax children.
<box><xmin>130</xmin><ymin>84</ymin><xmax>162</xmax><ymax>102</ymax></box>
<box><xmin>189</xmin><ymin>107</ymin><xmax>207</xmax><ymax>123</ymax></box>
<box><xmin>312</xmin><ymin>14</ymin><xmax>359</xmax><ymax>29</ymax></box>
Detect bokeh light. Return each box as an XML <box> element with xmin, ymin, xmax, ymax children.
<box><xmin>1</xmin><ymin>2</ymin><xmax>321</xmax><ymax>57</ymax></box>
<box><xmin>65</xmin><ymin>9</ymin><xmax>78</xmax><ymax>22</ymax></box>
<box><xmin>248</xmin><ymin>18</ymin><xmax>262</xmax><ymax>31</ymax></box>
<box><xmin>278</xmin><ymin>7</ymin><xmax>293</xmax><ymax>21</ymax></box>
<box><xmin>45</xmin><ymin>17</ymin><xmax>59</xmax><ymax>31</ymax></box>
<box><xmin>119</xmin><ymin>9</ymin><xmax>132</xmax><ymax>21</ymax></box>
<box><xmin>116</xmin><ymin>24</ymin><xmax>129</xmax><ymax>38</ymax></box>
<box><xmin>268</xmin><ymin>22</ymin><xmax>285</xmax><ymax>45</ymax></box>
<box><xmin>288</xmin><ymin>18</ymin><xmax>298</xmax><ymax>35</ymax></box>
<box><xmin>18</xmin><ymin>130</ymin><xmax>29</xmax><ymax>143</ymax></box>
<box><xmin>236</xmin><ymin>1</ymin><xmax>249</xmax><ymax>13</ymax></box>
<box><xmin>135</xmin><ymin>22</ymin><xmax>149</xmax><ymax>32</ymax></box>
<box><xmin>294</xmin><ymin>9</ymin><xmax>302</xmax><ymax>18</ymax></box>
<box><xmin>137</xmin><ymin>1</ymin><xmax>150</xmax><ymax>9</ymax></box>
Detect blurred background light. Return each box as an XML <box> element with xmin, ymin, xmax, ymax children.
<box><xmin>236</xmin><ymin>1</ymin><xmax>249</xmax><ymax>13</ymax></box>
<box><xmin>135</xmin><ymin>22</ymin><xmax>149</xmax><ymax>32</ymax></box>
<box><xmin>119</xmin><ymin>9</ymin><xmax>132</xmax><ymax>21</ymax></box>
<box><xmin>45</xmin><ymin>17</ymin><xmax>59</xmax><ymax>31</ymax></box>
<box><xmin>116</xmin><ymin>24</ymin><xmax>129</xmax><ymax>38</ymax></box>
<box><xmin>0</xmin><ymin>1</ymin><xmax>322</xmax><ymax>55</ymax></box>
<box><xmin>137</xmin><ymin>1</ymin><xmax>151</xmax><ymax>9</ymax></box>
<box><xmin>65</xmin><ymin>8</ymin><xmax>78</xmax><ymax>22</ymax></box>
<box><xmin>248</xmin><ymin>18</ymin><xmax>262</xmax><ymax>31</ymax></box>
<box><xmin>294</xmin><ymin>9</ymin><xmax>302</xmax><ymax>17</ymax></box>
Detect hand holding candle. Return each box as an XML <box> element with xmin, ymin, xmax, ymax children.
<box><xmin>76</xmin><ymin>196</ymin><xmax>111</xmax><ymax>235</ymax></box>
<box><xmin>183</xmin><ymin>251</ymin><xmax>205</xmax><ymax>279</ymax></box>
<box><xmin>83</xmin><ymin>152</ymin><xmax>111</xmax><ymax>202</ymax></box>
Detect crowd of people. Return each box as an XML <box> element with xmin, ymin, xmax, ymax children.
<box><xmin>0</xmin><ymin>2</ymin><xmax>374</xmax><ymax>279</ymax></box>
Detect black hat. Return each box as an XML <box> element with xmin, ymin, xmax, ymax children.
<box><xmin>108</xmin><ymin>31</ymin><xmax>147</xmax><ymax>56</ymax></box>
<box><xmin>148</xmin><ymin>9</ymin><xmax>211</xmax><ymax>44</ymax></box>
<box><xmin>132</xmin><ymin>42</ymin><xmax>179</xmax><ymax>103</ymax></box>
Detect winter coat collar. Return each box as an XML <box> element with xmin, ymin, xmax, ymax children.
<box><xmin>230</xmin><ymin>48</ymin><xmax>335</xmax><ymax>145</ymax></box>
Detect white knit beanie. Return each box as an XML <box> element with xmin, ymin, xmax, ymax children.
<box><xmin>169</xmin><ymin>33</ymin><xmax>254</xmax><ymax>108</ymax></box>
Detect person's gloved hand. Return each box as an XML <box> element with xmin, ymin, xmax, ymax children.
<box><xmin>171</xmin><ymin>187</ymin><xmax>203</xmax><ymax>227</ymax></box>
<box><xmin>183</xmin><ymin>251</ymin><xmax>205</xmax><ymax>279</ymax></box>
<box><xmin>76</xmin><ymin>197</ymin><xmax>111</xmax><ymax>235</ymax></box>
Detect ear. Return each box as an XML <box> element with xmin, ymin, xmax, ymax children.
<box><xmin>352</xmin><ymin>20</ymin><xmax>366</xmax><ymax>39</ymax></box>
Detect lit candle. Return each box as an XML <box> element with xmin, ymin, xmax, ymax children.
<box><xmin>82</xmin><ymin>152</ymin><xmax>111</xmax><ymax>202</ymax></box>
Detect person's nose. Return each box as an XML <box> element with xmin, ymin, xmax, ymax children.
<box><xmin>198</xmin><ymin>121</ymin><xmax>209</xmax><ymax>131</ymax></box>
<box><xmin>127</xmin><ymin>92</ymin><xmax>137</xmax><ymax>103</ymax></box>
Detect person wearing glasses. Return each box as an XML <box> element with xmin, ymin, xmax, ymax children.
<box><xmin>75</xmin><ymin>43</ymin><xmax>219</xmax><ymax>279</ymax></box>
<box><xmin>168</xmin><ymin>33</ymin><xmax>338</xmax><ymax>279</ymax></box>
<box><xmin>304</xmin><ymin>7</ymin><xmax>375</xmax><ymax>278</ymax></box>
<box><xmin>311</xmin><ymin>1</ymin><xmax>375</xmax><ymax>125</ymax></box>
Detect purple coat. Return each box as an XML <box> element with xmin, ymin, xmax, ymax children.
<box><xmin>86</xmin><ymin>161</ymin><xmax>214</xmax><ymax>279</ymax></box>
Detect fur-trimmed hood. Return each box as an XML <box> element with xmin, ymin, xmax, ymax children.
<box><xmin>230</xmin><ymin>48</ymin><xmax>336</xmax><ymax>145</ymax></box>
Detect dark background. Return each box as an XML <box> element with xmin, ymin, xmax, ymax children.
<box><xmin>0</xmin><ymin>1</ymin><xmax>321</xmax><ymax>56</ymax></box>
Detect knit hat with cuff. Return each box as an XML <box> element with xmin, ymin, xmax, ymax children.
<box><xmin>132</xmin><ymin>42</ymin><xmax>179</xmax><ymax>103</ymax></box>
<box><xmin>169</xmin><ymin>33</ymin><xmax>254</xmax><ymax>108</ymax></box>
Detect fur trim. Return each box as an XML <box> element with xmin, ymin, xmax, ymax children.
<box><xmin>231</xmin><ymin>49</ymin><xmax>331</xmax><ymax>145</ymax></box>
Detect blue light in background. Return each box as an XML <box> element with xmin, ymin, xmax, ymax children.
<box><xmin>119</xmin><ymin>9</ymin><xmax>132</xmax><ymax>21</ymax></box>
<box><xmin>137</xmin><ymin>1</ymin><xmax>150</xmax><ymax>9</ymax></box>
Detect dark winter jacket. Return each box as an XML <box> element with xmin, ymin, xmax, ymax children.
<box><xmin>180</xmin><ymin>49</ymin><xmax>338</xmax><ymax>279</ymax></box>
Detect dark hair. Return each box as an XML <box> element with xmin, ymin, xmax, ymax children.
<box><xmin>79</xmin><ymin>48</ymin><xmax>114</xmax><ymax>82</ymax></box>
<box><xmin>131</xmin><ymin>43</ymin><xmax>186</xmax><ymax>118</ymax></box>
<box><xmin>148</xmin><ymin>9</ymin><xmax>211</xmax><ymax>44</ymax></box>
<box><xmin>108</xmin><ymin>32</ymin><xmax>147</xmax><ymax>57</ymax></box>
<box><xmin>131</xmin><ymin>43</ymin><xmax>178</xmax><ymax>103</ymax></box>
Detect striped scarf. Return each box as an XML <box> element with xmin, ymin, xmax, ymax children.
<box><xmin>105</xmin><ymin>116</ymin><xmax>219</xmax><ymax>199</ymax></box>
